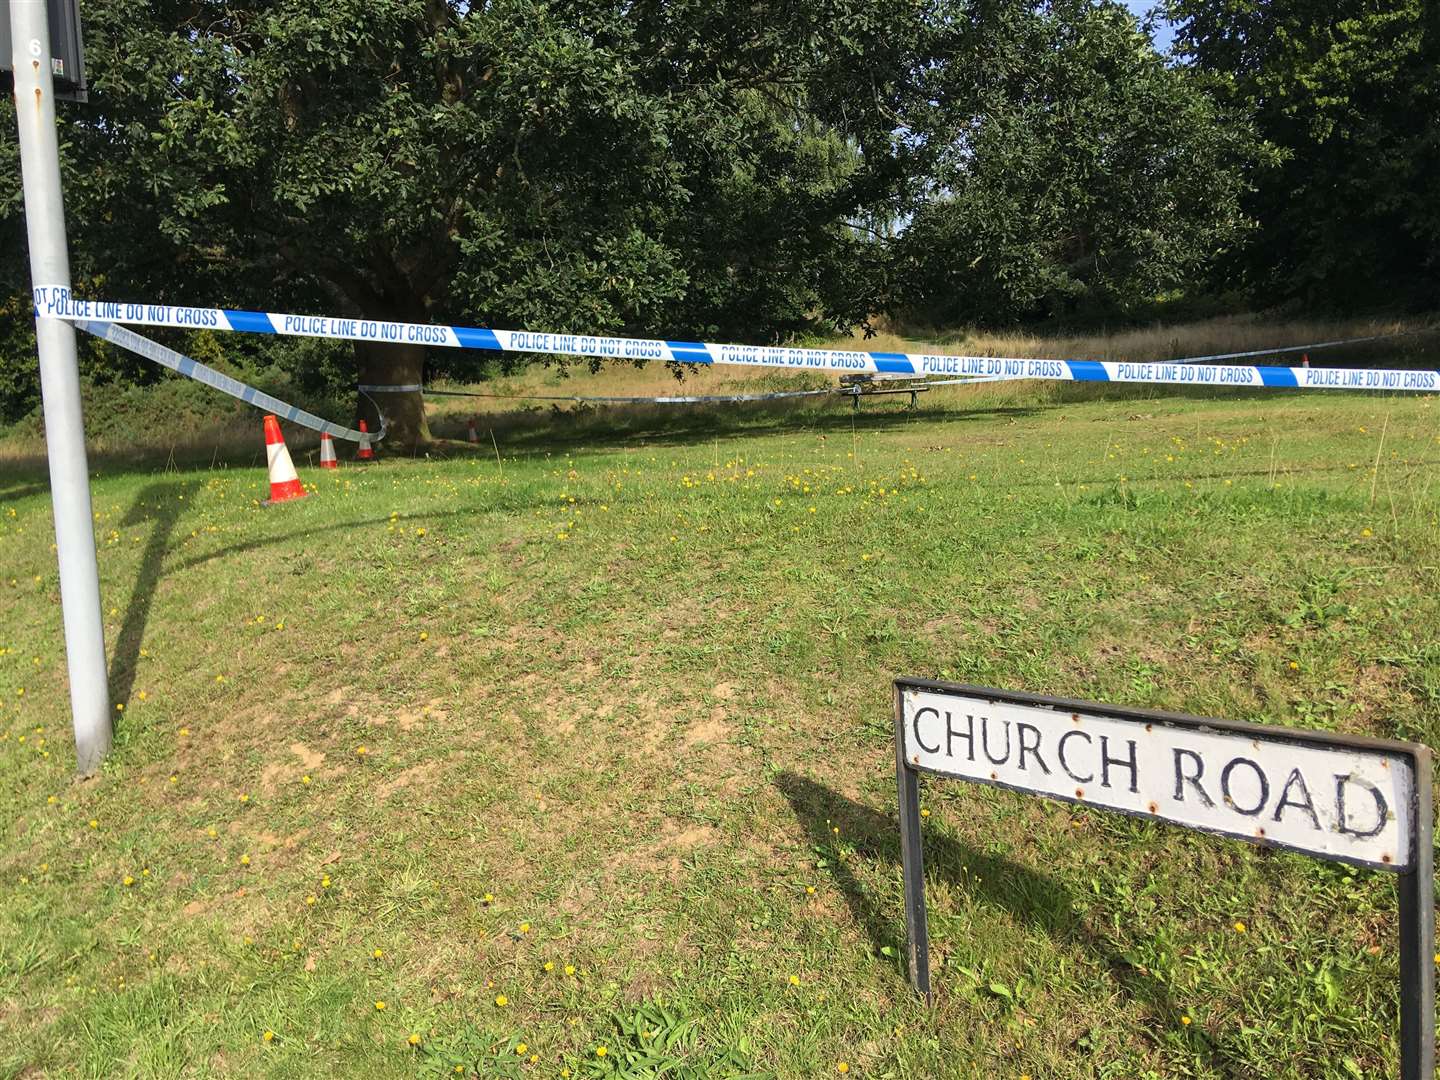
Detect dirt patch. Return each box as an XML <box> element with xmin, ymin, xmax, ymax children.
<box><xmin>290</xmin><ymin>742</ymin><xmax>325</xmax><ymax>770</ymax></box>
<box><xmin>664</xmin><ymin>823</ymin><xmax>717</xmax><ymax>849</ymax></box>
<box><xmin>683</xmin><ymin>709</ymin><xmax>731</xmax><ymax>749</ymax></box>
<box><xmin>377</xmin><ymin>761</ymin><xmax>440</xmax><ymax>800</ymax></box>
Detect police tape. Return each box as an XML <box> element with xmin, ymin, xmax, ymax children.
<box><xmin>38</xmin><ymin>289</ymin><xmax>1440</xmax><ymax>394</ymax></box>
<box><xmin>76</xmin><ymin>320</ymin><xmax>386</xmax><ymax>444</ymax></box>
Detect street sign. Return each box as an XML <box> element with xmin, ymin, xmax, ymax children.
<box><xmin>892</xmin><ymin>678</ymin><xmax>1434</xmax><ymax>1078</ymax></box>
<box><xmin>2</xmin><ymin>0</ymin><xmax>88</xmax><ymax>102</ymax></box>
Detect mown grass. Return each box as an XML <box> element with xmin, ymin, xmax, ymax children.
<box><xmin>1</xmin><ymin>377</ymin><xmax>1438</xmax><ymax>1078</ymax></box>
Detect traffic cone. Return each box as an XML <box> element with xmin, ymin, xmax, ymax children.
<box><xmin>467</xmin><ymin>418</ymin><xmax>479</xmax><ymax>444</ymax></box>
<box><xmin>356</xmin><ymin>419</ymin><xmax>376</xmax><ymax>462</ymax></box>
<box><xmin>1301</xmin><ymin>353</ymin><xmax>1310</xmax><ymax>368</ymax></box>
<box><xmin>262</xmin><ymin>415</ymin><xmax>307</xmax><ymax>506</ymax></box>
<box><xmin>319</xmin><ymin>432</ymin><xmax>338</xmax><ymax>469</ymax></box>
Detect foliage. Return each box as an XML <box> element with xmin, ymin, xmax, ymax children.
<box><xmin>1166</xmin><ymin>0</ymin><xmax>1440</xmax><ymax>309</ymax></box>
<box><xmin>0</xmin><ymin>0</ymin><xmax>1268</xmax><ymax>433</ymax></box>
<box><xmin>891</xmin><ymin>0</ymin><xmax>1259</xmax><ymax>326</ymax></box>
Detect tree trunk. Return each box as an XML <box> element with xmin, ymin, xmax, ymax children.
<box><xmin>355</xmin><ymin>338</ymin><xmax>431</xmax><ymax>449</ymax></box>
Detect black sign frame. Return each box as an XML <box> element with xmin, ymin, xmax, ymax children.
<box><xmin>893</xmin><ymin>677</ymin><xmax>1434</xmax><ymax>1079</ymax></box>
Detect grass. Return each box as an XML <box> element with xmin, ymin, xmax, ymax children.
<box><xmin>1</xmin><ymin>347</ymin><xmax>1439</xmax><ymax>1077</ymax></box>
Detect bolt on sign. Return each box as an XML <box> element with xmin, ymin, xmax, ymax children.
<box><xmin>891</xmin><ymin>679</ymin><xmax>1435</xmax><ymax>1079</ymax></box>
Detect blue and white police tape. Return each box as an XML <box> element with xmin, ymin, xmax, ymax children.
<box><xmin>76</xmin><ymin>320</ymin><xmax>386</xmax><ymax>444</ymax></box>
<box><xmin>38</xmin><ymin>289</ymin><xmax>1440</xmax><ymax>394</ymax></box>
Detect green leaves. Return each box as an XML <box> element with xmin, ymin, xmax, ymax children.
<box><xmin>1168</xmin><ymin>0</ymin><xmax>1440</xmax><ymax>309</ymax></box>
<box><xmin>892</xmin><ymin>0</ymin><xmax>1259</xmax><ymax>325</ymax></box>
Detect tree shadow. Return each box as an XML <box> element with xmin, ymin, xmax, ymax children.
<box><xmin>774</xmin><ymin>771</ymin><xmax>1226</xmax><ymax>1068</ymax></box>
<box><xmin>107</xmin><ymin>482</ymin><xmax>188</xmax><ymax>707</ymax></box>
<box><xmin>0</xmin><ymin>479</ymin><xmax>50</xmax><ymax>501</ymax></box>
<box><xmin>431</xmin><ymin>400</ymin><xmax>1046</xmax><ymax>457</ymax></box>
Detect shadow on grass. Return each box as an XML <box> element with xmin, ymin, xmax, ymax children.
<box><xmin>426</xmin><ymin>400</ymin><xmax>1051</xmax><ymax>458</ymax></box>
<box><xmin>775</xmin><ymin>771</ymin><xmax>1225</xmax><ymax>1068</ymax></box>
<box><xmin>0</xmin><ymin>480</ymin><xmax>50</xmax><ymax>501</ymax></box>
<box><xmin>108</xmin><ymin>482</ymin><xmax>188</xmax><ymax>707</ymax></box>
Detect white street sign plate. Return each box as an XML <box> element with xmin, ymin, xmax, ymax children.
<box><xmin>901</xmin><ymin>686</ymin><xmax>1416</xmax><ymax>870</ymax></box>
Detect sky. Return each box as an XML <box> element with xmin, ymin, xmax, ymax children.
<box><xmin>1123</xmin><ymin>0</ymin><xmax>1178</xmax><ymax>52</ymax></box>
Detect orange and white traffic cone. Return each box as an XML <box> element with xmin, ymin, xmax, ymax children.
<box><xmin>1301</xmin><ymin>353</ymin><xmax>1310</xmax><ymax>368</ymax></box>
<box><xmin>319</xmin><ymin>432</ymin><xmax>338</xmax><ymax>469</ymax></box>
<box><xmin>356</xmin><ymin>419</ymin><xmax>376</xmax><ymax>462</ymax></box>
<box><xmin>467</xmin><ymin>418</ymin><xmax>479</xmax><ymax>444</ymax></box>
<box><xmin>262</xmin><ymin>415</ymin><xmax>307</xmax><ymax>506</ymax></box>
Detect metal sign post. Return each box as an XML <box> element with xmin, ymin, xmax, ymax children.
<box><xmin>893</xmin><ymin>678</ymin><xmax>1434</xmax><ymax>1077</ymax></box>
<box><xmin>10</xmin><ymin>0</ymin><xmax>111</xmax><ymax>774</ymax></box>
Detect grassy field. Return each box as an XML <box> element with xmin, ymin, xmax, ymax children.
<box><xmin>1</xmin><ymin>366</ymin><xmax>1439</xmax><ymax>1077</ymax></box>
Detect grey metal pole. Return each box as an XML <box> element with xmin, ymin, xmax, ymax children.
<box><xmin>893</xmin><ymin>683</ymin><xmax>932</xmax><ymax>1004</ymax></box>
<box><xmin>10</xmin><ymin>0</ymin><xmax>112</xmax><ymax>774</ymax></box>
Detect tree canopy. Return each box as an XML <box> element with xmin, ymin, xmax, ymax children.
<box><xmin>1165</xmin><ymin>0</ymin><xmax>1440</xmax><ymax>308</ymax></box>
<box><xmin>5</xmin><ymin>1</ymin><xmax>1427</xmax><ymax>443</ymax></box>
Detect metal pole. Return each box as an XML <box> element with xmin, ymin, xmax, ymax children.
<box><xmin>894</xmin><ymin>682</ymin><xmax>932</xmax><ymax>1004</ymax></box>
<box><xmin>10</xmin><ymin>0</ymin><xmax>112</xmax><ymax>774</ymax></box>
<box><xmin>1399</xmin><ymin>746</ymin><xmax>1434</xmax><ymax>1080</ymax></box>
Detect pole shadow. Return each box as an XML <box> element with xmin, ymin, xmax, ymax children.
<box><xmin>107</xmin><ymin>482</ymin><xmax>187</xmax><ymax>708</ymax></box>
<box><xmin>774</xmin><ymin>771</ymin><xmax>1227</xmax><ymax>1069</ymax></box>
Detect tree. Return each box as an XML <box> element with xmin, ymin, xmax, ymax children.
<box><xmin>2</xmin><ymin>0</ymin><xmax>931</xmax><ymax>444</ymax></box>
<box><xmin>1166</xmin><ymin>0</ymin><xmax>1440</xmax><ymax>308</ymax></box>
<box><xmin>890</xmin><ymin>0</ymin><xmax>1258</xmax><ymax>326</ymax></box>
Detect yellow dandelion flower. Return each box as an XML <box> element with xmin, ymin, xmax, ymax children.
<box><xmin>240</xmin><ymin>854</ymin><xmax>251</xmax><ymax>866</ymax></box>
<box><xmin>374</xmin><ymin>1000</ymin><xmax>386</xmax><ymax>1011</ymax></box>
<box><xmin>88</xmin><ymin>819</ymin><xmax>98</xmax><ymax>829</ymax></box>
<box><xmin>238</xmin><ymin>793</ymin><xmax>249</xmax><ymax>804</ymax></box>
<box><xmin>373</xmin><ymin>948</ymin><xmax>383</xmax><ymax>959</ymax></box>
<box><xmin>495</xmin><ymin>994</ymin><xmax>508</xmax><ymax>1007</ymax></box>
<box><xmin>302</xmin><ymin>775</ymin><xmax>311</xmax><ymax>785</ymax></box>
<box><xmin>789</xmin><ymin>974</ymin><xmax>800</xmax><ymax>986</ymax></box>
<box><xmin>519</xmin><ymin>922</ymin><xmax>530</xmax><ymax>933</ymax></box>
<box><xmin>263</xmin><ymin>1030</ymin><xmax>275</xmax><ymax>1043</ymax></box>
<box><xmin>408</xmin><ymin>1033</ymin><xmax>421</xmax><ymax>1046</ymax></box>
<box><xmin>1181</xmin><ymin>1016</ymin><xmax>1192</xmax><ymax>1026</ymax></box>
<box><xmin>357</xmin><ymin>745</ymin><xmax>368</xmax><ymax>757</ymax></box>
<box><xmin>419</xmin><ymin>632</ymin><xmax>428</xmax><ymax>642</ymax></box>
<box><xmin>596</xmin><ymin>1047</ymin><xmax>608</xmax><ymax>1058</ymax></box>
<box><xmin>543</xmin><ymin>961</ymin><xmax>554</xmax><ymax>972</ymax></box>
<box><xmin>515</xmin><ymin>1043</ymin><xmax>528</xmax><ymax>1055</ymax></box>
<box><xmin>564</xmin><ymin>965</ymin><xmax>575</xmax><ymax>976</ymax></box>
<box><xmin>1234</xmin><ymin>921</ymin><xmax>1247</xmax><ymax>933</ymax></box>
<box><xmin>306</xmin><ymin>894</ymin><xmax>317</xmax><ymax>906</ymax></box>
<box><xmin>836</xmin><ymin>1064</ymin><xmax>849</xmax><ymax>1074</ymax></box>
<box><xmin>806</xmin><ymin>886</ymin><xmax>815</xmax><ymax>895</ymax></box>
<box><xmin>123</xmin><ymin>875</ymin><xmax>135</xmax><ymax>886</ymax></box>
